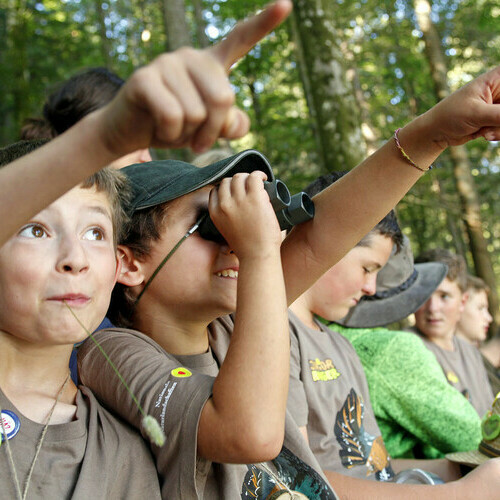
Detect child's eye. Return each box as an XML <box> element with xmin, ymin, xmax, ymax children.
<box><xmin>83</xmin><ymin>228</ymin><xmax>105</xmax><ymax>241</ymax></box>
<box><xmin>19</xmin><ymin>224</ymin><xmax>47</xmax><ymax>239</ymax></box>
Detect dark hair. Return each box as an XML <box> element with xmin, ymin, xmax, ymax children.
<box><xmin>415</xmin><ymin>248</ymin><xmax>467</xmax><ymax>292</ymax></box>
<box><xmin>304</xmin><ymin>172</ymin><xmax>403</xmax><ymax>251</ymax></box>
<box><xmin>20</xmin><ymin>68</ymin><xmax>124</xmax><ymax>139</ymax></box>
<box><xmin>108</xmin><ymin>203</ymin><xmax>171</xmax><ymax>327</ymax></box>
<box><xmin>0</xmin><ymin>139</ymin><xmax>50</xmax><ymax>165</ymax></box>
<box><xmin>0</xmin><ymin>139</ymin><xmax>130</xmax><ymax>246</ymax></box>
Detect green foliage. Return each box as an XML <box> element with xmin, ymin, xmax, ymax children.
<box><xmin>0</xmin><ymin>0</ymin><xmax>498</xmax><ymax>291</ymax></box>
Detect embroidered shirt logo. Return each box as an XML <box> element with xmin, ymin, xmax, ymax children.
<box><xmin>171</xmin><ymin>367</ymin><xmax>192</xmax><ymax>378</ymax></box>
<box><xmin>309</xmin><ymin>358</ymin><xmax>340</xmax><ymax>382</ymax></box>
<box><xmin>446</xmin><ymin>371</ymin><xmax>459</xmax><ymax>384</ymax></box>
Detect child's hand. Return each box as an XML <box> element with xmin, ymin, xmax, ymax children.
<box><xmin>207</xmin><ymin>172</ymin><xmax>282</xmax><ymax>259</ymax></box>
<box><xmin>421</xmin><ymin>65</ymin><xmax>500</xmax><ymax>148</ymax></box>
<box><xmin>97</xmin><ymin>0</ymin><xmax>292</xmax><ymax>156</ymax></box>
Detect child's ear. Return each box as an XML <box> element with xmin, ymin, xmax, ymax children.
<box><xmin>117</xmin><ymin>245</ymin><xmax>145</xmax><ymax>287</ymax></box>
<box><xmin>459</xmin><ymin>291</ymin><xmax>469</xmax><ymax>313</ymax></box>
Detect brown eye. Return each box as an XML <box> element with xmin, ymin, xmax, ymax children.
<box><xmin>83</xmin><ymin>228</ymin><xmax>104</xmax><ymax>241</ymax></box>
<box><xmin>19</xmin><ymin>224</ymin><xmax>47</xmax><ymax>239</ymax></box>
<box><xmin>32</xmin><ymin>227</ymin><xmax>44</xmax><ymax>238</ymax></box>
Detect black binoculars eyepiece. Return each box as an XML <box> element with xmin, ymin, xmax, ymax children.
<box><xmin>197</xmin><ymin>179</ymin><xmax>315</xmax><ymax>244</ymax></box>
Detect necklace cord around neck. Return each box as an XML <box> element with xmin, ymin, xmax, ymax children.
<box><xmin>0</xmin><ymin>372</ymin><xmax>71</xmax><ymax>500</ymax></box>
<box><xmin>134</xmin><ymin>214</ymin><xmax>205</xmax><ymax>305</ymax></box>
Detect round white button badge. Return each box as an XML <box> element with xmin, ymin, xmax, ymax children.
<box><xmin>0</xmin><ymin>410</ymin><xmax>21</xmax><ymax>442</ymax></box>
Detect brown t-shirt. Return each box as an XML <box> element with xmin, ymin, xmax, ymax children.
<box><xmin>287</xmin><ymin>311</ymin><xmax>394</xmax><ymax>481</ymax></box>
<box><xmin>79</xmin><ymin>321</ymin><xmax>338</xmax><ymax>500</ymax></box>
<box><xmin>409</xmin><ymin>328</ymin><xmax>494</xmax><ymax>417</ymax></box>
<box><xmin>0</xmin><ymin>386</ymin><xmax>160</xmax><ymax>499</ymax></box>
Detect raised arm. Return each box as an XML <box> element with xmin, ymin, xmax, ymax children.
<box><xmin>0</xmin><ymin>0</ymin><xmax>293</xmax><ymax>247</ymax></box>
<box><xmin>282</xmin><ymin>66</ymin><xmax>500</xmax><ymax>304</ymax></box>
<box><xmin>197</xmin><ymin>172</ymin><xmax>289</xmax><ymax>463</ymax></box>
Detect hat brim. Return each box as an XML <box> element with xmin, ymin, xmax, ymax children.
<box><xmin>445</xmin><ymin>449</ymin><xmax>490</xmax><ymax>467</ymax></box>
<box><xmin>124</xmin><ymin>149</ymin><xmax>274</xmax><ymax>213</ymax></box>
<box><xmin>337</xmin><ymin>262</ymin><xmax>447</xmax><ymax>328</ymax></box>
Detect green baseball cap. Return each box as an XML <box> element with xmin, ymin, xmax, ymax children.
<box><xmin>122</xmin><ymin>149</ymin><xmax>275</xmax><ymax>213</ymax></box>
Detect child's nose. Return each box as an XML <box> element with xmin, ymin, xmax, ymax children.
<box><xmin>362</xmin><ymin>274</ymin><xmax>377</xmax><ymax>296</ymax></box>
<box><xmin>56</xmin><ymin>238</ymin><xmax>89</xmax><ymax>274</ymax></box>
<box><xmin>220</xmin><ymin>243</ymin><xmax>235</xmax><ymax>255</ymax></box>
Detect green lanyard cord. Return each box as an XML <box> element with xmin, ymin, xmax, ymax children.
<box><xmin>134</xmin><ymin>214</ymin><xmax>207</xmax><ymax>305</ymax></box>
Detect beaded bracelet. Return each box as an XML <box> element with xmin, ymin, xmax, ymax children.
<box><xmin>394</xmin><ymin>128</ymin><xmax>433</xmax><ymax>172</ymax></box>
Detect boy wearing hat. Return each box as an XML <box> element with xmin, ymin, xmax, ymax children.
<box><xmin>79</xmin><ymin>151</ymin><xmax>338</xmax><ymax>498</ymax></box>
<box><xmin>333</xmin><ymin>238</ymin><xmax>482</xmax><ymax>461</ymax></box>
<box><xmin>411</xmin><ymin>249</ymin><xmax>494</xmax><ymax>416</ymax></box>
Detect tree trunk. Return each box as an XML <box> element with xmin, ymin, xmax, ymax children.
<box><xmin>290</xmin><ymin>0</ymin><xmax>366</xmax><ymax>173</ymax></box>
<box><xmin>414</xmin><ymin>0</ymin><xmax>499</xmax><ymax>328</ymax></box>
<box><xmin>162</xmin><ymin>0</ymin><xmax>191</xmax><ymax>51</ymax></box>
<box><xmin>192</xmin><ymin>0</ymin><xmax>209</xmax><ymax>48</ymax></box>
<box><xmin>94</xmin><ymin>0</ymin><xmax>112</xmax><ymax>67</ymax></box>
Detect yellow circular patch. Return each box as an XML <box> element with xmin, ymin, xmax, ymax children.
<box><xmin>171</xmin><ymin>367</ymin><xmax>192</xmax><ymax>378</ymax></box>
<box><xmin>447</xmin><ymin>371</ymin><xmax>459</xmax><ymax>384</ymax></box>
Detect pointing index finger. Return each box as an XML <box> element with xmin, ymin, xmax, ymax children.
<box><xmin>210</xmin><ymin>0</ymin><xmax>293</xmax><ymax>73</ymax></box>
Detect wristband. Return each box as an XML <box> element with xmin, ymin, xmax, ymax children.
<box><xmin>394</xmin><ymin>128</ymin><xmax>433</xmax><ymax>172</ymax></box>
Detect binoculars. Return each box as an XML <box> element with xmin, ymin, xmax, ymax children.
<box><xmin>197</xmin><ymin>179</ymin><xmax>315</xmax><ymax>244</ymax></box>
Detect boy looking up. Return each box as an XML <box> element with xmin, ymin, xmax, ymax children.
<box><xmin>0</xmin><ymin>141</ymin><xmax>161</xmax><ymax>498</ymax></box>
<box><xmin>411</xmin><ymin>249</ymin><xmax>494</xmax><ymax>416</ymax></box>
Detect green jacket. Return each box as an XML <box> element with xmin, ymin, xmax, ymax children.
<box><xmin>331</xmin><ymin>324</ymin><xmax>481</xmax><ymax>459</ymax></box>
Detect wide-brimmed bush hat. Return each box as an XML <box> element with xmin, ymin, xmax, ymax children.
<box><xmin>337</xmin><ymin>235</ymin><xmax>447</xmax><ymax>328</ymax></box>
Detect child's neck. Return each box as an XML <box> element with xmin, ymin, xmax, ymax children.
<box><xmin>429</xmin><ymin>333</ymin><xmax>456</xmax><ymax>351</ymax></box>
<box><xmin>289</xmin><ymin>294</ymin><xmax>321</xmax><ymax>331</ymax></box>
<box><xmin>0</xmin><ymin>333</ymin><xmax>77</xmax><ymax>423</ymax></box>
<box><xmin>133</xmin><ymin>307</ymin><xmax>211</xmax><ymax>356</ymax></box>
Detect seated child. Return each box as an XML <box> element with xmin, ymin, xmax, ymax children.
<box><xmin>286</xmin><ymin>172</ymin><xmax>401</xmax><ymax>482</ymax></box>
<box><xmin>332</xmin><ymin>238</ymin><xmax>482</xmax><ymax>461</ymax></box>
<box><xmin>456</xmin><ymin>275</ymin><xmax>493</xmax><ymax>348</ymax></box>
<box><xmin>79</xmin><ymin>151</ymin><xmax>338</xmax><ymax>498</ymax></box>
<box><xmin>410</xmin><ymin>249</ymin><xmax>494</xmax><ymax>416</ymax></box>
<box><xmin>0</xmin><ymin>140</ymin><xmax>161</xmax><ymax>498</ymax></box>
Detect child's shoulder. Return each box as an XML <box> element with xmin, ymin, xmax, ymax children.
<box><xmin>79</xmin><ymin>327</ymin><xmax>175</xmax><ymax>362</ymax></box>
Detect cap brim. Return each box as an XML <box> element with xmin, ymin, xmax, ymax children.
<box><xmin>445</xmin><ymin>449</ymin><xmax>491</xmax><ymax>467</ymax></box>
<box><xmin>337</xmin><ymin>262</ymin><xmax>447</xmax><ymax>328</ymax></box>
<box><xmin>123</xmin><ymin>149</ymin><xmax>274</xmax><ymax>213</ymax></box>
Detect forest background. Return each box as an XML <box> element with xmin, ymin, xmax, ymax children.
<box><xmin>1</xmin><ymin>0</ymin><xmax>499</xmax><ymax>333</ymax></box>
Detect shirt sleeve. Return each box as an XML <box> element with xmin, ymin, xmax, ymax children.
<box><xmin>286</xmin><ymin>320</ymin><xmax>309</xmax><ymax>428</ymax></box>
<box><xmin>77</xmin><ymin>329</ymin><xmax>215</xmax><ymax>498</ymax></box>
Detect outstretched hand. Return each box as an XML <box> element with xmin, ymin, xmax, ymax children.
<box><xmin>422</xmin><ymin>65</ymin><xmax>500</xmax><ymax>148</ymax></box>
<box><xmin>98</xmin><ymin>0</ymin><xmax>292</xmax><ymax>156</ymax></box>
